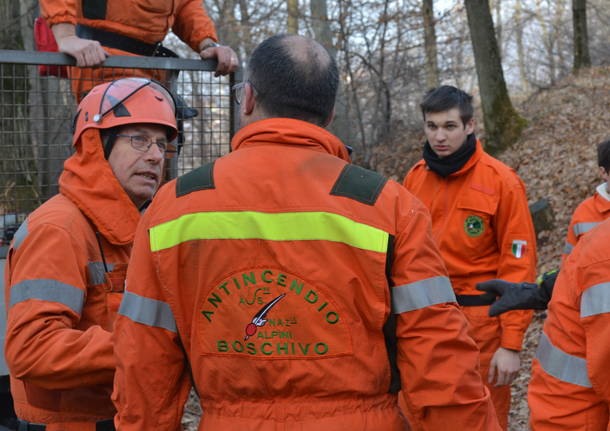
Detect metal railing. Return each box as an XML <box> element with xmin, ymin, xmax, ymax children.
<box><xmin>0</xmin><ymin>49</ymin><xmax>240</xmax><ymax>252</ymax></box>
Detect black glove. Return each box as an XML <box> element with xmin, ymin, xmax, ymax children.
<box><xmin>476</xmin><ymin>279</ymin><xmax>550</xmax><ymax>317</ymax></box>
<box><xmin>536</xmin><ymin>269</ymin><xmax>558</xmax><ymax>305</ymax></box>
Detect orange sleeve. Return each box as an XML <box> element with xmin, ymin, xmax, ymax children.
<box><xmin>392</xmin><ymin>192</ymin><xmax>499</xmax><ymax>430</ymax></box>
<box><xmin>494</xmin><ymin>179</ymin><xmax>537</xmax><ymax>350</ymax></box>
<box><xmin>4</xmin><ymin>222</ymin><xmax>114</xmax><ymax>390</ymax></box>
<box><xmin>580</xmin><ymin>259</ymin><xmax>610</xmax><ymax>402</ymax></box>
<box><xmin>112</xmin><ymin>208</ymin><xmax>191</xmax><ymax>430</ymax></box>
<box><xmin>40</xmin><ymin>0</ymin><xmax>78</xmax><ymax>26</ymax></box>
<box><xmin>172</xmin><ymin>0</ymin><xmax>218</xmax><ymax>52</ymax></box>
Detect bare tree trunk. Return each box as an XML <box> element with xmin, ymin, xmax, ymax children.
<box><xmin>337</xmin><ymin>0</ymin><xmax>367</xmax><ymax>161</ymax></box>
<box><xmin>553</xmin><ymin>0</ymin><xmax>568</xmax><ymax>75</ymax></box>
<box><xmin>464</xmin><ymin>0</ymin><xmax>527</xmax><ymax>155</ymax></box>
<box><xmin>310</xmin><ymin>0</ymin><xmax>353</xmax><ymax>147</ymax></box>
<box><xmin>514</xmin><ymin>0</ymin><xmax>529</xmax><ymax>91</ymax></box>
<box><xmin>422</xmin><ymin>0</ymin><xmax>439</xmax><ymax>89</ymax></box>
<box><xmin>287</xmin><ymin>0</ymin><xmax>298</xmax><ymax>34</ymax></box>
<box><xmin>214</xmin><ymin>0</ymin><xmax>240</xmax><ymax>53</ymax></box>
<box><xmin>237</xmin><ymin>0</ymin><xmax>255</xmax><ymax>55</ymax></box>
<box><xmin>493</xmin><ymin>0</ymin><xmax>502</xmax><ymax>58</ymax></box>
<box><xmin>535</xmin><ymin>0</ymin><xmax>556</xmax><ymax>84</ymax></box>
<box><xmin>374</xmin><ymin>0</ymin><xmax>391</xmax><ymax>147</ymax></box>
<box><xmin>572</xmin><ymin>0</ymin><xmax>591</xmax><ymax>71</ymax></box>
<box><xmin>310</xmin><ymin>0</ymin><xmax>334</xmax><ymax>56</ymax></box>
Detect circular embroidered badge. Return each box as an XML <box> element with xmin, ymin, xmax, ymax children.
<box><xmin>464</xmin><ymin>215</ymin><xmax>484</xmax><ymax>237</ymax></box>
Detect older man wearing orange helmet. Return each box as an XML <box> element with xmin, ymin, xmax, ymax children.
<box><xmin>3</xmin><ymin>77</ymin><xmax>177</xmax><ymax>431</ymax></box>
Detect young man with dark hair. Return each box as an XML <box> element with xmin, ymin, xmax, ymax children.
<box><xmin>112</xmin><ymin>36</ymin><xmax>499</xmax><ymax>430</ymax></box>
<box><xmin>403</xmin><ymin>85</ymin><xmax>537</xmax><ymax>429</ymax></box>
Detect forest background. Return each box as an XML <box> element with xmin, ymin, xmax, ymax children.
<box><xmin>2</xmin><ymin>0</ymin><xmax>610</xmax><ymax>429</ymax></box>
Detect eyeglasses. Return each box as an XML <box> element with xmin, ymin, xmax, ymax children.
<box><xmin>231</xmin><ymin>81</ymin><xmax>259</xmax><ymax>105</ymax></box>
<box><xmin>231</xmin><ymin>82</ymin><xmax>246</xmax><ymax>105</ymax></box>
<box><xmin>115</xmin><ymin>134</ymin><xmax>178</xmax><ymax>159</ymax></box>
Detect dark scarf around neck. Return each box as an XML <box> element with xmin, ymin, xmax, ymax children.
<box><xmin>423</xmin><ymin>133</ymin><xmax>477</xmax><ymax>177</ymax></box>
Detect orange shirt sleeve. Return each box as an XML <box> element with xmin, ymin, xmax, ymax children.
<box><xmin>494</xmin><ymin>178</ymin><xmax>537</xmax><ymax>350</ymax></box>
<box><xmin>40</xmin><ymin>0</ymin><xmax>78</xmax><ymax>26</ymax></box>
<box><xmin>5</xmin><ymin>222</ymin><xmax>114</xmax><ymax>390</ymax></box>
<box><xmin>391</xmin><ymin>191</ymin><xmax>499</xmax><ymax>429</ymax></box>
<box><xmin>172</xmin><ymin>0</ymin><xmax>218</xmax><ymax>52</ymax></box>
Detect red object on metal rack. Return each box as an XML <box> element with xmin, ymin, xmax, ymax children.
<box><xmin>34</xmin><ymin>17</ymin><xmax>69</xmax><ymax>78</ymax></box>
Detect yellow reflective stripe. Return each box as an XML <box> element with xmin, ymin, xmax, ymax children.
<box><xmin>150</xmin><ymin>211</ymin><xmax>389</xmax><ymax>253</ymax></box>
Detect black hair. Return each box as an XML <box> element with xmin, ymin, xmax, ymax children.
<box><xmin>420</xmin><ymin>85</ymin><xmax>474</xmax><ymax>126</ymax></box>
<box><xmin>101</xmin><ymin>127</ymin><xmax>119</xmax><ymax>159</ymax></box>
<box><xmin>247</xmin><ymin>34</ymin><xmax>338</xmax><ymax>126</ymax></box>
<box><xmin>597</xmin><ymin>139</ymin><xmax>610</xmax><ymax>171</ymax></box>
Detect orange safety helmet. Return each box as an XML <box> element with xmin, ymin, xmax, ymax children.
<box><xmin>72</xmin><ymin>78</ymin><xmax>178</xmax><ymax>147</ymax></box>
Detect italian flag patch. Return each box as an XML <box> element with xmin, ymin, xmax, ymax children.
<box><xmin>512</xmin><ymin>240</ymin><xmax>527</xmax><ymax>258</ymax></box>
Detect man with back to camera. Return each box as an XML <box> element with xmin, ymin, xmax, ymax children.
<box><xmin>111</xmin><ymin>35</ymin><xmax>500</xmax><ymax>430</ymax></box>
<box><xmin>403</xmin><ymin>85</ymin><xmax>537</xmax><ymax>429</ymax></box>
<box><xmin>3</xmin><ymin>77</ymin><xmax>178</xmax><ymax>431</ymax></box>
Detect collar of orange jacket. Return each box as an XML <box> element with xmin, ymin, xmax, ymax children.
<box><xmin>59</xmin><ymin>128</ymin><xmax>140</xmax><ymax>245</ymax></box>
<box><xmin>231</xmin><ymin>118</ymin><xmax>352</xmax><ymax>162</ymax></box>
<box><xmin>446</xmin><ymin>139</ymin><xmax>484</xmax><ymax>177</ymax></box>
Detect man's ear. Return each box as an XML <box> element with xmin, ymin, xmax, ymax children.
<box><xmin>464</xmin><ymin>117</ymin><xmax>475</xmax><ymax>134</ymax></box>
<box><xmin>323</xmin><ymin>109</ymin><xmax>335</xmax><ymax>128</ymax></box>
<box><xmin>244</xmin><ymin>82</ymin><xmax>256</xmax><ymax>115</ymax></box>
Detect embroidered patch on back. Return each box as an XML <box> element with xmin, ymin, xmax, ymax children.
<box><xmin>176</xmin><ymin>161</ymin><xmax>215</xmax><ymax>197</ymax></box>
<box><xmin>197</xmin><ymin>268</ymin><xmax>353</xmax><ymax>358</ymax></box>
<box><xmin>330</xmin><ymin>164</ymin><xmax>387</xmax><ymax>205</ymax></box>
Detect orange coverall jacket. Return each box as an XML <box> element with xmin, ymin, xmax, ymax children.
<box><xmin>529</xmin><ymin>219</ymin><xmax>610</xmax><ymax>430</ymax></box>
<box><xmin>112</xmin><ymin>118</ymin><xmax>500</xmax><ymax>431</ymax></box>
<box><xmin>403</xmin><ymin>141</ymin><xmax>536</xmax><ymax>428</ymax></box>
<box><xmin>562</xmin><ymin>183</ymin><xmax>610</xmax><ymax>263</ymax></box>
<box><xmin>3</xmin><ymin>129</ymin><xmax>140</xmax><ymax>430</ymax></box>
<box><xmin>40</xmin><ymin>0</ymin><xmax>218</xmax><ymax>99</ymax></box>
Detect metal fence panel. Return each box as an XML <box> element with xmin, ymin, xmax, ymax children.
<box><xmin>0</xmin><ymin>50</ymin><xmax>238</xmax><ymax>249</ymax></box>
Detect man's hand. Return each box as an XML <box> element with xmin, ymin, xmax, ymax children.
<box><xmin>476</xmin><ymin>279</ymin><xmax>548</xmax><ymax>316</ymax></box>
<box><xmin>52</xmin><ymin>23</ymin><xmax>108</xmax><ymax>67</ymax></box>
<box><xmin>199</xmin><ymin>39</ymin><xmax>239</xmax><ymax>76</ymax></box>
<box><xmin>488</xmin><ymin>347</ymin><xmax>520</xmax><ymax>386</ymax></box>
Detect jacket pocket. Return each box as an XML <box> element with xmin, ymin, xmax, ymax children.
<box><xmin>456</xmin><ymin>191</ymin><xmax>498</xmax><ymax>239</ymax></box>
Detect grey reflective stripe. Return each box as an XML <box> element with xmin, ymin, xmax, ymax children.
<box><xmin>563</xmin><ymin>241</ymin><xmax>574</xmax><ymax>255</ymax></box>
<box><xmin>573</xmin><ymin>222</ymin><xmax>599</xmax><ymax>236</ymax></box>
<box><xmin>119</xmin><ymin>290</ymin><xmax>177</xmax><ymax>332</ymax></box>
<box><xmin>87</xmin><ymin>262</ymin><xmax>116</xmax><ymax>285</ymax></box>
<box><xmin>12</xmin><ymin>221</ymin><xmax>28</xmax><ymax>251</ymax></box>
<box><xmin>536</xmin><ymin>332</ymin><xmax>591</xmax><ymax>387</ymax></box>
<box><xmin>392</xmin><ymin>276</ymin><xmax>456</xmax><ymax>314</ymax></box>
<box><xmin>581</xmin><ymin>282</ymin><xmax>610</xmax><ymax>318</ymax></box>
<box><xmin>9</xmin><ymin>279</ymin><xmax>84</xmax><ymax>314</ymax></box>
